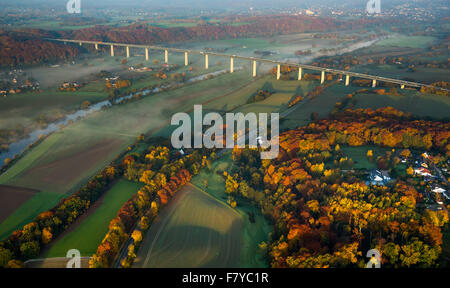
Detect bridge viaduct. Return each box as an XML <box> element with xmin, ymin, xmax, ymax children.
<box><xmin>49</xmin><ymin>38</ymin><xmax>448</xmax><ymax>92</ymax></box>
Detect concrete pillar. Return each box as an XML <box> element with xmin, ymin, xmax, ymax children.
<box><xmin>230</xmin><ymin>57</ymin><xmax>234</xmax><ymax>73</ymax></box>
<box><xmin>126</xmin><ymin>46</ymin><xmax>130</xmax><ymax>58</ymax></box>
<box><xmin>145</xmin><ymin>48</ymin><xmax>149</xmax><ymax>61</ymax></box>
<box><xmin>277</xmin><ymin>64</ymin><xmax>281</xmax><ymax>80</ymax></box>
<box><xmin>110</xmin><ymin>45</ymin><xmax>114</xmax><ymax>57</ymax></box>
<box><xmin>79</xmin><ymin>42</ymin><xmax>82</xmax><ymax>46</ymax></box>
<box><xmin>321</xmin><ymin>71</ymin><xmax>325</xmax><ymax>84</ymax></box>
<box><xmin>95</xmin><ymin>43</ymin><xmax>98</xmax><ymax>50</ymax></box>
<box><xmin>165</xmin><ymin>50</ymin><xmax>168</xmax><ymax>64</ymax></box>
<box><xmin>401</xmin><ymin>84</ymin><xmax>405</xmax><ymax>89</ymax></box>
<box><xmin>372</xmin><ymin>79</ymin><xmax>377</xmax><ymax>88</ymax></box>
<box><xmin>345</xmin><ymin>75</ymin><xmax>350</xmax><ymax>86</ymax></box>
<box><xmin>205</xmin><ymin>54</ymin><xmax>209</xmax><ymax>69</ymax></box>
<box><xmin>252</xmin><ymin>60</ymin><xmax>257</xmax><ymax>77</ymax></box>
<box><xmin>298</xmin><ymin>67</ymin><xmax>302</xmax><ymax>80</ymax></box>
<box><xmin>185</xmin><ymin>52</ymin><xmax>188</xmax><ymax>66</ymax></box>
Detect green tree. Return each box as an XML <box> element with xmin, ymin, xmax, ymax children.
<box><xmin>383</xmin><ymin>243</ymin><xmax>400</xmax><ymax>266</ymax></box>
<box><xmin>0</xmin><ymin>247</ymin><xmax>13</xmax><ymax>267</ymax></box>
<box><xmin>20</xmin><ymin>241</ymin><xmax>40</xmax><ymax>259</ymax></box>
<box><xmin>239</xmin><ymin>181</ymin><xmax>250</xmax><ymax>198</ymax></box>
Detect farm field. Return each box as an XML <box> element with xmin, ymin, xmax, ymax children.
<box><xmin>281</xmin><ymin>82</ymin><xmax>354</xmax><ymax>129</ymax></box>
<box><xmin>0</xmin><ymin>191</ymin><xmax>64</xmax><ymax>240</ymax></box>
<box><xmin>351</xmin><ymin>64</ymin><xmax>449</xmax><ymax>84</ymax></box>
<box><xmin>0</xmin><ymin>185</ymin><xmax>39</xmax><ymax>223</ymax></box>
<box><xmin>235</xmin><ymin>93</ymin><xmax>293</xmax><ymax>114</ymax></box>
<box><xmin>190</xmin><ymin>153</ymin><xmax>271</xmax><ymax>267</ymax></box>
<box><xmin>375</xmin><ymin>35</ymin><xmax>437</xmax><ymax>49</ymax></box>
<box><xmin>43</xmin><ymin>179</ymin><xmax>143</xmax><ymax>257</ymax></box>
<box><xmin>0</xmin><ymin>70</ymin><xmax>257</xmax><ymax>239</ymax></box>
<box><xmin>153</xmin><ymin>75</ymin><xmax>312</xmax><ymax>138</ymax></box>
<box><xmin>0</xmin><ymin>87</ymin><xmax>109</xmax><ymax>131</ymax></box>
<box><xmin>25</xmin><ymin>257</ymin><xmax>91</xmax><ymax>268</ymax></box>
<box><xmin>182</xmin><ymin>31</ymin><xmax>370</xmax><ymax>62</ymax></box>
<box><xmin>133</xmin><ymin>183</ymin><xmax>244</xmax><ymax>268</ymax></box>
<box><xmin>134</xmin><ymin>152</ymin><xmax>271</xmax><ymax>268</ymax></box>
<box><xmin>352</xmin><ymin>89</ymin><xmax>450</xmax><ymax>119</ymax></box>
<box><xmin>0</xmin><ymin>53</ymin><xmax>228</xmax><ymax>132</ymax></box>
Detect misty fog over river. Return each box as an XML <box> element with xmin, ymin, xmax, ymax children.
<box><xmin>0</xmin><ymin>34</ymin><xmax>390</xmax><ymax>170</ymax></box>
<box><xmin>0</xmin><ymin>69</ymin><xmax>237</xmax><ymax>169</ymax></box>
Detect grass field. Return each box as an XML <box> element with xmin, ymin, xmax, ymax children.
<box><xmin>44</xmin><ymin>179</ymin><xmax>143</xmax><ymax>257</ymax></box>
<box><xmin>0</xmin><ymin>54</ymin><xmax>228</xmax><ymax>132</ymax></box>
<box><xmin>190</xmin><ymin>153</ymin><xmax>272</xmax><ymax>268</ymax></box>
<box><xmin>351</xmin><ymin>64</ymin><xmax>450</xmax><ymax>84</ymax></box>
<box><xmin>352</xmin><ymin>89</ymin><xmax>450</xmax><ymax>119</ymax></box>
<box><xmin>0</xmin><ymin>88</ymin><xmax>109</xmax><ymax>131</ymax></box>
<box><xmin>134</xmin><ymin>151</ymin><xmax>271</xmax><ymax>268</ymax></box>
<box><xmin>0</xmin><ymin>185</ymin><xmax>38</xmax><ymax>222</ymax></box>
<box><xmin>0</xmin><ymin>70</ymin><xmax>257</xmax><ymax>239</ymax></box>
<box><xmin>25</xmin><ymin>257</ymin><xmax>91</xmax><ymax>268</ymax></box>
<box><xmin>0</xmin><ymin>191</ymin><xmax>63</xmax><ymax>240</ymax></box>
<box><xmin>341</xmin><ymin>146</ymin><xmax>389</xmax><ymax>170</ymax></box>
<box><xmin>375</xmin><ymin>36</ymin><xmax>437</xmax><ymax>49</ymax></box>
<box><xmin>133</xmin><ymin>183</ymin><xmax>244</xmax><ymax>268</ymax></box>
<box><xmin>281</xmin><ymin>82</ymin><xmax>353</xmax><ymax>130</ymax></box>
<box><xmin>153</xmin><ymin>75</ymin><xmax>310</xmax><ymax>138</ymax></box>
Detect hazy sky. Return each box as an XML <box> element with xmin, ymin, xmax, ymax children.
<box><xmin>0</xmin><ymin>0</ymin><xmax>428</xmax><ymax>9</ymax></box>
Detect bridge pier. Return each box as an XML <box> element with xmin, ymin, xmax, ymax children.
<box><xmin>321</xmin><ymin>71</ymin><xmax>325</xmax><ymax>84</ymax></box>
<box><xmin>185</xmin><ymin>52</ymin><xmax>188</xmax><ymax>66</ymax></box>
<box><xmin>401</xmin><ymin>84</ymin><xmax>405</xmax><ymax>89</ymax></box>
<box><xmin>253</xmin><ymin>60</ymin><xmax>257</xmax><ymax>77</ymax></box>
<box><xmin>205</xmin><ymin>54</ymin><xmax>209</xmax><ymax>69</ymax></box>
<box><xmin>165</xmin><ymin>50</ymin><xmax>168</xmax><ymax>64</ymax></box>
<box><xmin>126</xmin><ymin>46</ymin><xmax>130</xmax><ymax>58</ymax></box>
<box><xmin>110</xmin><ymin>45</ymin><xmax>114</xmax><ymax>57</ymax></box>
<box><xmin>345</xmin><ymin>75</ymin><xmax>350</xmax><ymax>86</ymax></box>
<box><xmin>145</xmin><ymin>48</ymin><xmax>149</xmax><ymax>61</ymax></box>
<box><xmin>277</xmin><ymin>64</ymin><xmax>281</xmax><ymax>80</ymax></box>
<box><xmin>230</xmin><ymin>57</ymin><xmax>234</xmax><ymax>73</ymax></box>
<box><xmin>95</xmin><ymin>43</ymin><xmax>98</xmax><ymax>50</ymax></box>
<box><xmin>372</xmin><ymin>79</ymin><xmax>377</xmax><ymax>88</ymax></box>
<box><xmin>79</xmin><ymin>42</ymin><xmax>82</xmax><ymax>46</ymax></box>
<box><xmin>298</xmin><ymin>67</ymin><xmax>302</xmax><ymax>80</ymax></box>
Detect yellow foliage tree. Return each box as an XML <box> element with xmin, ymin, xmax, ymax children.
<box><xmin>406</xmin><ymin>166</ymin><xmax>414</xmax><ymax>176</ymax></box>
<box><xmin>131</xmin><ymin>230</ymin><xmax>143</xmax><ymax>244</ymax></box>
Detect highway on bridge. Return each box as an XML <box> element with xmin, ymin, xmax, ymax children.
<box><xmin>48</xmin><ymin>38</ymin><xmax>449</xmax><ymax>92</ymax></box>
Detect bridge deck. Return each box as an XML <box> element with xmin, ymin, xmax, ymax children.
<box><xmin>48</xmin><ymin>38</ymin><xmax>448</xmax><ymax>92</ymax></box>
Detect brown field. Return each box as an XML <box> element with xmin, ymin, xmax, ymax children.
<box><xmin>133</xmin><ymin>183</ymin><xmax>243</xmax><ymax>268</ymax></box>
<box><xmin>24</xmin><ymin>257</ymin><xmax>91</xmax><ymax>268</ymax></box>
<box><xmin>8</xmin><ymin>138</ymin><xmax>123</xmax><ymax>193</ymax></box>
<box><xmin>0</xmin><ymin>185</ymin><xmax>39</xmax><ymax>222</ymax></box>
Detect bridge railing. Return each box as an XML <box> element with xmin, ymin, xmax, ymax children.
<box><xmin>47</xmin><ymin>38</ymin><xmax>449</xmax><ymax>92</ymax></box>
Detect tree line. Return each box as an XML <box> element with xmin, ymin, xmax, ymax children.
<box><xmin>89</xmin><ymin>146</ymin><xmax>212</xmax><ymax>268</ymax></box>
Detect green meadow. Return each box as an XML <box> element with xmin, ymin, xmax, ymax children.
<box><xmin>44</xmin><ymin>179</ymin><xmax>143</xmax><ymax>257</ymax></box>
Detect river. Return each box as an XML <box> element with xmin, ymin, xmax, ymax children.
<box><xmin>0</xmin><ymin>68</ymin><xmax>237</xmax><ymax>170</ymax></box>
